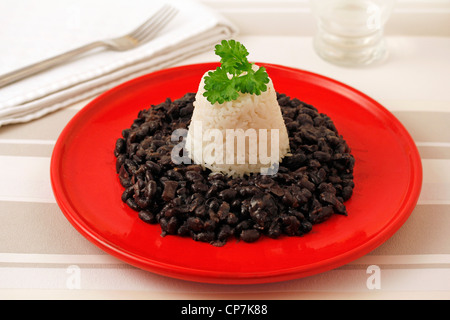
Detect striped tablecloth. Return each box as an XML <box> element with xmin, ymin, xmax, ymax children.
<box><xmin>1</xmin><ymin>33</ymin><xmax>449</xmax><ymax>299</ymax></box>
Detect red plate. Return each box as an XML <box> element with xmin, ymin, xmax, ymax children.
<box><xmin>50</xmin><ymin>63</ymin><xmax>422</xmax><ymax>284</ymax></box>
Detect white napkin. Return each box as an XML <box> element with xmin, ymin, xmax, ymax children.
<box><xmin>0</xmin><ymin>0</ymin><xmax>238</xmax><ymax>127</ymax></box>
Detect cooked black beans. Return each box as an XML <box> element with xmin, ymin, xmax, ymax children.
<box><xmin>114</xmin><ymin>92</ymin><xmax>355</xmax><ymax>246</ymax></box>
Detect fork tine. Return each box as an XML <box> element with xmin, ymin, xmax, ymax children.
<box><xmin>137</xmin><ymin>7</ymin><xmax>178</xmax><ymax>42</ymax></box>
<box><xmin>130</xmin><ymin>5</ymin><xmax>178</xmax><ymax>42</ymax></box>
<box><xmin>133</xmin><ymin>6</ymin><xmax>178</xmax><ymax>42</ymax></box>
<box><xmin>130</xmin><ymin>4</ymin><xmax>171</xmax><ymax>36</ymax></box>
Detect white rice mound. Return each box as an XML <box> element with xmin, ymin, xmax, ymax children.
<box><xmin>185</xmin><ymin>66</ymin><xmax>290</xmax><ymax>177</ymax></box>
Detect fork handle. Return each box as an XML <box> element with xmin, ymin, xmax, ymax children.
<box><xmin>0</xmin><ymin>40</ymin><xmax>105</xmax><ymax>88</ymax></box>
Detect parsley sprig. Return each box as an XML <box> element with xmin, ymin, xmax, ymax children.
<box><xmin>203</xmin><ymin>40</ymin><xmax>270</xmax><ymax>104</ymax></box>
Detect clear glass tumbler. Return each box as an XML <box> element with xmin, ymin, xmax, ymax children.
<box><xmin>311</xmin><ymin>0</ymin><xmax>396</xmax><ymax>66</ymax></box>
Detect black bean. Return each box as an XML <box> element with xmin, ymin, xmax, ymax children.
<box><xmin>166</xmin><ymin>169</ymin><xmax>183</xmax><ymax>181</ymax></box>
<box><xmin>309</xmin><ymin>205</ymin><xmax>334</xmax><ymax>224</ymax></box>
<box><xmin>135</xmin><ymin>196</ymin><xmax>150</xmax><ymax>209</ymax></box>
<box><xmin>145</xmin><ymin>160</ymin><xmax>161</xmax><ymax>174</ymax></box>
<box><xmin>231</xmin><ymin>199</ymin><xmax>241</xmax><ymax>209</ymax></box>
<box><xmin>283</xmin><ymin>153</ymin><xmax>306</xmax><ymax>170</ymax></box>
<box><xmin>297</xmin><ymin>113</ymin><xmax>313</xmax><ymax>126</ymax></box>
<box><xmin>191</xmin><ymin>181</ymin><xmax>209</xmax><ymax>193</ymax></box>
<box><xmin>139</xmin><ymin>210</ymin><xmax>156</xmax><ymax>224</ymax></box>
<box><xmin>251</xmin><ymin>209</ymin><xmax>269</xmax><ymax>228</ymax></box>
<box><xmin>219</xmin><ymin>188</ymin><xmax>237</xmax><ymax>202</ymax></box>
<box><xmin>217</xmin><ymin>202</ymin><xmax>230</xmax><ymax>220</ymax></box>
<box><xmin>299</xmin><ymin>106</ymin><xmax>318</xmax><ymax>118</ymax></box>
<box><xmin>285</xmin><ymin>120</ymin><xmax>299</xmax><ymax>132</ymax></box>
<box><xmin>159</xmin><ymin>155</ymin><xmax>172</xmax><ymax>166</ymax></box>
<box><xmin>162</xmin><ymin>180</ymin><xmax>178</xmax><ymax>201</ymax></box>
<box><xmin>115</xmin><ymin>154</ymin><xmax>126</xmax><ymax>173</ymax></box>
<box><xmin>121</xmin><ymin>186</ymin><xmax>134</xmax><ymax>202</ymax></box>
<box><xmin>240</xmin><ymin>229</ymin><xmax>261</xmax><ymax>243</ymax></box>
<box><xmin>185</xmin><ymin>170</ymin><xmax>203</xmax><ymax>182</ymax></box>
<box><xmin>204</xmin><ymin>219</ymin><xmax>217</xmax><ymax>232</ymax></box>
<box><xmin>194</xmin><ymin>205</ymin><xmax>207</xmax><ymax>218</ymax></box>
<box><xmin>159</xmin><ymin>218</ymin><xmax>169</xmax><ymax>235</ymax></box>
<box><xmin>188</xmin><ymin>195</ymin><xmax>204</xmax><ymax>212</ymax></box>
<box><xmin>185</xmin><ymin>164</ymin><xmax>203</xmax><ymax>172</ymax></box>
<box><xmin>122</xmin><ymin>128</ymin><xmax>130</xmax><ymax>139</ymax></box>
<box><xmin>194</xmin><ymin>231</ymin><xmax>215</xmax><ymax>243</ymax></box>
<box><xmin>118</xmin><ymin>165</ymin><xmax>131</xmax><ymax>187</ymax></box>
<box><xmin>163</xmin><ymin>207</ymin><xmax>176</xmax><ymax>218</ymax></box>
<box><xmin>300</xmin><ymin>127</ymin><xmax>318</xmax><ymax>143</ymax></box>
<box><xmin>210</xmin><ymin>179</ymin><xmax>226</xmax><ymax>189</ymax></box>
<box><xmin>208</xmin><ymin>209</ymin><xmax>219</xmax><ymax>223</ymax></box>
<box><xmin>208</xmin><ymin>172</ymin><xmax>225</xmax><ymax>181</ymax></box>
<box><xmin>314</xmin><ymin>151</ymin><xmax>331</xmax><ymax>163</ymax></box>
<box><xmin>320</xmin><ymin>192</ymin><xmax>338</xmax><ymax>205</ymax></box>
<box><xmin>235</xmin><ymin>220</ymin><xmax>252</xmax><ymax>233</ymax></box>
<box><xmin>205</xmin><ymin>185</ymin><xmax>218</xmax><ymax>198</ymax></box>
<box><xmin>239</xmin><ymin>185</ymin><xmax>261</xmax><ymax>197</ymax></box>
<box><xmin>206</xmin><ymin>198</ymin><xmax>220</xmax><ymax>211</ymax></box>
<box><xmin>227</xmin><ymin>212</ymin><xmax>239</xmax><ymax>225</ymax></box>
<box><xmin>125</xmin><ymin>198</ymin><xmax>139</xmax><ymax>211</ymax></box>
<box><xmin>255</xmin><ymin>176</ymin><xmax>274</xmax><ymax>189</ymax></box>
<box><xmin>268</xmin><ymin>185</ymin><xmax>283</xmax><ymax>198</ymax></box>
<box><xmin>282</xmin><ymin>216</ymin><xmax>301</xmax><ymax>236</ymax></box>
<box><xmin>180</xmin><ymin>103</ymin><xmax>194</xmax><ymax>117</ymax></box>
<box><xmin>177</xmin><ymin>222</ymin><xmax>190</xmax><ymax>236</ymax></box>
<box><xmin>114</xmin><ymin>138</ymin><xmax>126</xmax><ymax>156</ymax></box>
<box><xmin>218</xmin><ymin>224</ymin><xmax>233</xmax><ymax>241</ymax></box>
<box><xmin>299</xmin><ymin>176</ymin><xmax>315</xmax><ymax>191</ymax></box>
<box><xmin>301</xmin><ymin>220</ymin><xmax>313</xmax><ymax>233</ymax></box>
<box><xmin>267</xmin><ymin>221</ymin><xmax>282</xmax><ymax>238</ymax></box>
<box><xmin>187</xmin><ymin>217</ymin><xmax>204</xmax><ymax>232</ymax></box>
<box><xmin>277</xmin><ymin>94</ymin><xmax>291</xmax><ymax>106</ymax></box>
<box><xmin>144</xmin><ymin>180</ymin><xmax>157</xmax><ymax>199</ymax></box>
<box><xmin>342</xmin><ymin>185</ymin><xmax>353</xmax><ymax>201</ymax></box>
<box><xmin>334</xmin><ymin>199</ymin><xmax>347</xmax><ymax>215</ymax></box>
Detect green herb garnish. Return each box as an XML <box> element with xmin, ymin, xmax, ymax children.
<box><xmin>203</xmin><ymin>39</ymin><xmax>270</xmax><ymax>104</ymax></box>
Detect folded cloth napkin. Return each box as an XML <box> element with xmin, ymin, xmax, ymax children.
<box><xmin>0</xmin><ymin>0</ymin><xmax>238</xmax><ymax>127</ymax></box>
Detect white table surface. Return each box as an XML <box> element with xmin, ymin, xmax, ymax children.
<box><xmin>1</xmin><ymin>0</ymin><xmax>450</xmax><ymax>300</ymax></box>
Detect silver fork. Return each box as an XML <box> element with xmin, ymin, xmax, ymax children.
<box><xmin>0</xmin><ymin>4</ymin><xmax>178</xmax><ymax>88</ymax></box>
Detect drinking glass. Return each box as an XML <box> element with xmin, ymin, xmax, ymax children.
<box><xmin>311</xmin><ymin>0</ymin><xmax>396</xmax><ymax>66</ymax></box>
